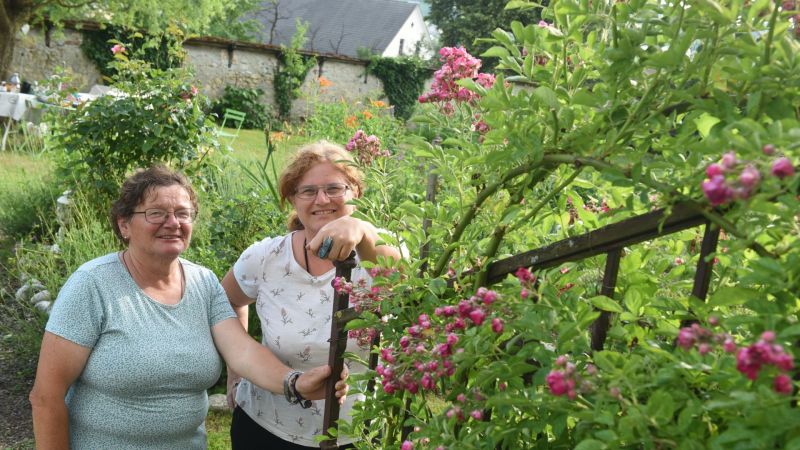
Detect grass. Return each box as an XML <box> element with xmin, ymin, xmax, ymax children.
<box><xmin>206</xmin><ymin>410</ymin><xmax>233</xmax><ymax>450</ymax></box>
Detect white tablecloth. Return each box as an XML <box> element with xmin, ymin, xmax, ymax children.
<box><xmin>0</xmin><ymin>92</ymin><xmax>37</xmax><ymax>121</ymax></box>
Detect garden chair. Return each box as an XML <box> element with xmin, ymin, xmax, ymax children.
<box><xmin>218</xmin><ymin>108</ymin><xmax>246</xmax><ymax>145</ymax></box>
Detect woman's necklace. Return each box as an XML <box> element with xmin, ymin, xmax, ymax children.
<box><xmin>120</xmin><ymin>250</ymin><xmax>185</xmax><ymax>299</ymax></box>
<box><xmin>303</xmin><ymin>237</ymin><xmax>310</xmax><ymax>273</ymax></box>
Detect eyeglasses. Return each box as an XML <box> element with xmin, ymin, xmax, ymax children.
<box><xmin>132</xmin><ymin>208</ymin><xmax>198</xmax><ymax>224</ymax></box>
<box><xmin>294</xmin><ymin>183</ymin><xmax>351</xmax><ymax>200</ymax></box>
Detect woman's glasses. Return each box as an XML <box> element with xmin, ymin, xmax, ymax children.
<box><xmin>132</xmin><ymin>208</ymin><xmax>198</xmax><ymax>224</ymax></box>
<box><xmin>294</xmin><ymin>183</ymin><xmax>350</xmax><ymax>200</ymax></box>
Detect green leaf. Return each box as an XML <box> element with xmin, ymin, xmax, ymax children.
<box><xmin>589</xmin><ymin>295</ymin><xmax>624</xmax><ymax>313</ymax></box>
<box><xmin>694</xmin><ymin>113</ymin><xmax>720</xmax><ymax>138</ymax></box>
<box><xmin>574</xmin><ymin>439</ymin><xmax>607</xmax><ymax>450</ymax></box>
<box><xmin>533</xmin><ymin>86</ymin><xmax>561</xmax><ymax>110</ymax></box>
<box><xmin>778</xmin><ymin>323</ymin><xmax>800</xmax><ymax>339</ymax></box>
<box><xmin>647</xmin><ymin>390</ymin><xmax>676</xmax><ymax>425</ymax></box>
<box><xmin>708</xmin><ymin>286</ymin><xmax>760</xmax><ymax>307</ymax></box>
<box><xmin>482</xmin><ymin>46</ymin><xmax>511</xmax><ymax>58</ymax></box>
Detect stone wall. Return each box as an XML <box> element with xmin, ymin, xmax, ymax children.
<box><xmin>10</xmin><ymin>27</ymin><xmax>424</xmax><ymax>119</ymax></box>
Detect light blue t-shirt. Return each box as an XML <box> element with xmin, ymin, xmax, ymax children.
<box><xmin>45</xmin><ymin>252</ymin><xmax>236</xmax><ymax>450</ymax></box>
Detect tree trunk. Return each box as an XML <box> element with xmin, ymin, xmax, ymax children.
<box><xmin>0</xmin><ymin>28</ymin><xmax>15</xmax><ymax>81</ymax></box>
<box><xmin>1</xmin><ymin>0</ymin><xmax>38</xmax><ymax>81</ymax></box>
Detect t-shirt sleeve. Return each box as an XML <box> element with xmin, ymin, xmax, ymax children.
<box><xmin>207</xmin><ymin>273</ymin><xmax>237</xmax><ymax>327</ymax></box>
<box><xmin>45</xmin><ymin>270</ymin><xmax>105</xmax><ymax>349</ymax></box>
<box><xmin>232</xmin><ymin>238</ymin><xmax>273</xmax><ymax>299</ymax></box>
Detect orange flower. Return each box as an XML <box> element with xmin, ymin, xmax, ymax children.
<box><xmin>370</xmin><ymin>100</ymin><xmax>386</xmax><ymax>108</ymax></box>
<box><xmin>270</xmin><ymin>131</ymin><xmax>286</xmax><ymax>142</ymax></box>
<box><xmin>344</xmin><ymin>115</ymin><xmax>358</xmax><ymax>128</ymax></box>
<box><xmin>362</xmin><ymin>110</ymin><xmax>373</xmax><ymax>119</ymax></box>
<box><xmin>318</xmin><ymin>76</ymin><xmax>333</xmax><ymax>87</ymax></box>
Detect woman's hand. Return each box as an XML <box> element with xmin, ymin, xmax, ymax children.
<box><xmin>295</xmin><ymin>364</ymin><xmax>350</xmax><ymax>405</ymax></box>
<box><xmin>226</xmin><ymin>372</ymin><xmax>242</xmax><ymax>410</ymax></box>
<box><xmin>307</xmin><ymin>217</ymin><xmax>401</xmax><ymax>263</ymax></box>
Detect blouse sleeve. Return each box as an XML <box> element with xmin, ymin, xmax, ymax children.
<box><xmin>45</xmin><ymin>270</ymin><xmax>105</xmax><ymax>349</ymax></box>
<box><xmin>232</xmin><ymin>237</ymin><xmax>276</xmax><ymax>299</ymax></box>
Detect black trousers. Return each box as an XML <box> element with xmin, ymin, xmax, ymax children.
<box><xmin>230</xmin><ymin>406</ymin><xmax>355</xmax><ymax>450</ymax></box>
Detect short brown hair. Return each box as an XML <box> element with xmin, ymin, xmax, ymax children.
<box><xmin>279</xmin><ymin>141</ymin><xmax>364</xmax><ymax>231</ymax></box>
<box><xmin>110</xmin><ymin>165</ymin><xmax>198</xmax><ymax>244</ymax></box>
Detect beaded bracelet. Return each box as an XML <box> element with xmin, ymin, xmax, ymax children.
<box><xmin>283</xmin><ymin>370</ymin><xmax>312</xmax><ymax>408</ymax></box>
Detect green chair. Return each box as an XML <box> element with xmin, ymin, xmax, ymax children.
<box><xmin>218</xmin><ymin>108</ymin><xmax>246</xmax><ymax>145</ymax></box>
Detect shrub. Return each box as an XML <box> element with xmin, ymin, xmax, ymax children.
<box><xmin>211</xmin><ymin>85</ymin><xmax>271</xmax><ymax>130</ymax></box>
<box><xmin>51</xmin><ymin>47</ymin><xmax>219</xmax><ymax>203</ymax></box>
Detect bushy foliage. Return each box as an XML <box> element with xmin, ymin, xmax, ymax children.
<box><xmin>211</xmin><ymin>85</ymin><xmax>271</xmax><ymax>130</ymax></box>
<box><xmin>334</xmin><ymin>0</ymin><xmax>800</xmax><ymax>447</ymax></box>
<box><xmin>367</xmin><ymin>56</ymin><xmax>431</xmax><ymax>120</ymax></box>
<box><xmin>303</xmin><ymin>98</ymin><xmax>405</xmax><ymax>150</ymax></box>
<box><xmin>51</xmin><ymin>46</ymin><xmax>219</xmax><ymax>202</ymax></box>
<box><xmin>80</xmin><ymin>24</ymin><xmax>185</xmax><ymax>79</ymax></box>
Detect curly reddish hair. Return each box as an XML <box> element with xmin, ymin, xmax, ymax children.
<box><xmin>279</xmin><ymin>141</ymin><xmax>364</xmax><ymax>231</ymax></box>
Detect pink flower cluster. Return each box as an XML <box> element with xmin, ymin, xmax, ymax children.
<box><xmin>515</xmin><ymin>267</ymin><xmax>537</xmax><ymax>300</ymax></box>
<box><xmin>701</xmin><ymin>149</ymin><xmax>796</xmax><ymax>206</ymax></box>
<box><xmin>546</xmin><ymin>355</ymin><xmax>596</xmax><ymax>400</ymax></box>
<box><xmin>676</xmin><ymin>322</ymin><xmax>737</xmax><ymax>355</ymax></box>
<box><xmin>677</xmin><ymin>324</ymin><xmax>795</xmax><ymax>395</ymax></box>
<box><xmin>376</xmin><ymin>287</ymin><xmax>504</xmax><ymax>395</ymax></box>
<box><xmin>444</xmin><ymin>389</ymin><xmax>487</xmax><ymax>424</ymax></box>
<box><xmin>111</xmin><ymin>44</ymin><xmax>126</xmax><ymax>55</ymax></box>
<box><xmin>345</xmin><ymin>130</ymin><xmax>388</xmax><ymax>165</ymax></box>
<box><xmin>418</xmin><ymin>47</ymin><xmax>496</xmax><ymax>114</ymax></box>
<box><xmin>333</xmin><ymin>270</ymin><xmax>397</xmax><ymax>348</ymax></box>
<box><xmin>736</xmin><ymin>331</ymin><xmax>795</xmax><ymax>395</ymax></box>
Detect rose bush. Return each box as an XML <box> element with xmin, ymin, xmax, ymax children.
<box><xmin>336</xmin><ymin>0</ymin><xmax>800</xmax><ymax>448</ymax></box>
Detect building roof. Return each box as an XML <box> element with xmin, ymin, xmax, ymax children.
<box><xmin>251</xmin><ymin>0</ymin><xmax>421</xmax><ymax>58</ymax></box>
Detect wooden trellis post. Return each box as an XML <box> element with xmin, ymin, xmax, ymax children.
<box><xmin>321</xmin><ymin>252</ymin><xmax>357</xmax><ymax>450</ymax></box>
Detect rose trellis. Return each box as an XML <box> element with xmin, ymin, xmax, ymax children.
<box><xmin>321</xmin><ymin>0</ymin><xmax>800</xmax><ymax>448</ymax></box>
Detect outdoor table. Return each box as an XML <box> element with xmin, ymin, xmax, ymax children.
<box><xmin>0</xmin><ymin>92</ymin><xmax>38</xmax><ymax>151</ymax></box>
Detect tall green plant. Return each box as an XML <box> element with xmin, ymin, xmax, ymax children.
<box><xmin>274</xmin><ymin>19</ymin><xmax>316</xmax><ymax>120</ymax></box>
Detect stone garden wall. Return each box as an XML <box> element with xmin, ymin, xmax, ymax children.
<box><xmin>10</xmin><ymin>26</ymin><xmax>421</xmax><ymax>119</ymax></box>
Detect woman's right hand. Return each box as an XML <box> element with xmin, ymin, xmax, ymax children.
<box><xmin>226</xmin><ymin>372</ymin><xmax>242</xmax><ymax>409</ymax></box>
<box><xmin>295</xmin><ymin>365</ymin><xmax>349</xmax><ymax>405</ymax></box>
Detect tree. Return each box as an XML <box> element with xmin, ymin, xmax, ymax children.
<box><xmin>427</xmin><ymin>0</ymin><xmax>542</xmax><ymax>69</ymax></box>
<box><xmin>1</xmin><ymin>0</ymin><xmax>231</xmax><ymax>80</ymax></box>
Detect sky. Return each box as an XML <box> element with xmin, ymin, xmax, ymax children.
<box><xmin>405</xmin><ymin>0</ymin><xmax>431</xmax><ymax>16</ymax></box>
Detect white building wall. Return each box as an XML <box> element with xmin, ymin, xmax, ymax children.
<box><xmin>382</xmin><ymin>7</ymin><xmax>432</xmax><ymax>58</ymax></box>
<box><xmin>10</xmin><ymin>27</ymin><xmax>427</xmax><ymax>120</ymax></box>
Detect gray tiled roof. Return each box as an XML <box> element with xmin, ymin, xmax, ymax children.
<box><xmin>251</xmin><ymin>0</ymin><xmax>419</xmax><ymax>58</ymax></box>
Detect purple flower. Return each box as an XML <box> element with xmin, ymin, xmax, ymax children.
<box><xmin>771</xmin><ymin>157</ymin><xmax>795</xmax><ymax>179</ymax></box>
<box><xmin>774</xmin><ymin>374</ymin><xmax>793</xmax><ymax>395</ymax></box>
<box><xmin>706</xmin><ymin>163</ymin><xmax>724</xmax><ymax>178</ymax></box>
<box><xmin>721</xmin><ymin>151</ymin><xmax>737</xmax><ymax>169</ymax></box>
<box><xmin>702</xmin><ymin>175</ymin><xmax>733</xmax><ymax>206</ymax></box>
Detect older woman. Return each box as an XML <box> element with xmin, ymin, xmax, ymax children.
<box><xmin>29</xmin><ymin>166</ymin><xmax>347</xmax><ymax>449</ymax></box>
<box><xmin>223</xmin><ymin>141</ymin><xmax>402</xmax><ymax>449</ymax></box>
